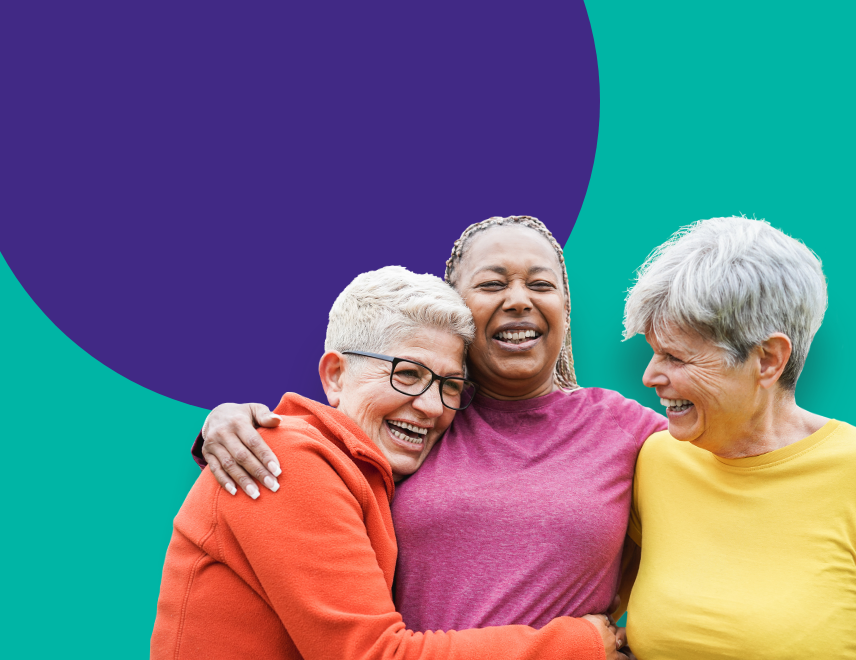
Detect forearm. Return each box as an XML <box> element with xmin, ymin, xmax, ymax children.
<box><xmin>224</xmin><ymin>434</ymin><xmax>605</xmax><ymax>660</ymax></box>
<box><xmin>191</xmin><ymin>430</ymin><xmax>207</xmax><ymax>469</ymax></box>
<box><xmin>321</xmin><ymin>616</ymin><xmax>604</xmax><ymax>660</ymax></box>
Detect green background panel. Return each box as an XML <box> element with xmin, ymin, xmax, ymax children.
<box><xmin>570</xmin><ymin>1</ymin><xmax>855</xmax><ymax>420</ymax></box>
<box><xmin>1</xmin><ymin>1</ymin><xmax>853</xmax><ymax>656</ymax></box>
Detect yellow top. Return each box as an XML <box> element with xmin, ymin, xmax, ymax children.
<box><xmin>627</xmin><ymin>420</ymin><xmax>856</xmax><ymax>659</ymax></box>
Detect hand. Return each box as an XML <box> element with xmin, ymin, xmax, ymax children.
<box><xmin>201</xmin><ymin>402</ymin><xmax>283</xmax><ymax>498</ymax></box>
<box><xmin>581</xmin><ymin>614</ymin><xmax>633</xmax><ymax>660</ymax></box>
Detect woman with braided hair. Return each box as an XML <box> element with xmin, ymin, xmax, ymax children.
<box><xmin>193</xmin><ymin>216</ymin><xmax>665</xmax><ymax>651</ymax></box>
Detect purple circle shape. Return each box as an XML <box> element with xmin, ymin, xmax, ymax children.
<box><xmin>1</xmin><ymin>1</ymin><xmax>599</xmax><ymax>408</ymax></box>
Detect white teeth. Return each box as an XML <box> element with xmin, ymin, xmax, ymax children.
<box><xmin>660</xmin><ymin>398</ymin><xmax>693</xmax><ymax>408</ymax></box>
<box><xmin>388</xmin><ymin>420</ymin><xmax>428</xmax><ymax>436</ymax></box>
<box><xmin>496</xmin><ymin>330</ymin><xmax>540</xmax><ymax>341</ymax></box>
<box><xmin>389</xmin><ymin>426</ymin><xmax>423</xmax><ymax>445</ymax></box>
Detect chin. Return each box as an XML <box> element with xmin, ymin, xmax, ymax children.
<box><xmin>667</xmin><ymin>423</ymin><xmax>697</xmax><ymax>443</ymax></box>
<box><xmin>391</xmin><ymin>458</ymin><xmax>419</xmax><ymax>477</ymax></box>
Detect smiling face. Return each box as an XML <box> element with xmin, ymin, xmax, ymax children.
<box><xmin>643</xmin><ymin>325</ymin><xmax>763</xmax><ymax>454</ymax></box>
<box><xmin>453</xmin><ymin>225</ymin><xmax>568</xmax><ymax>399</ymax></box>
<box><xmin>333</xmin><ymin>326</ymin><xmax>464</xmax><ymax>480</ymax></box>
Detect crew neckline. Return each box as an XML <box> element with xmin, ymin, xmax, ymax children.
<box><xmin>471</xmin><ymin>386</ymin><xmax>584</xmax><ymax>412</ymax></box>
<box><xmin>713</xmin><ymin>419</ymin><xmax>841</xmax><ymax>469</ymax></box>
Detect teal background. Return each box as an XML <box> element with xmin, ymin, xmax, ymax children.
<box><xmin>570</xmin><ymin>1</ymin><xmax>855</xmax><ymax>419</ymax></box>
<box><xmin>1</xmin><ymin>2</ymin><xmax>853</xmax><ymax>656</ymax></box>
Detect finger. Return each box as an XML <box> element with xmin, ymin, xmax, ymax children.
<box><xmin>249</xmin><ymin>403</ymin><xmax>283</xmax><ymax>429</ymax></box>
<box><xmin>615</xmin><ymin>627</ymin><xmax>627</xmax><ymax>649</ymax></box>
<box><xmin>236</xmin><ymin>420</ymin><xmax>282</xmax><ymax>480</ymax></box>
<box><xmin>229</xmin><ymin>427</ymin><xmax>280</xmax><ymax>491</ymax></box>
<box><xmin>206</xmin><ymin>443</ymin><xmax>260</xmax><ymax>500</ymax></box>
<box><xmin>203</xmin><ymin>451</ymin><xmax>237</xmax><ymax>496</ymax></box>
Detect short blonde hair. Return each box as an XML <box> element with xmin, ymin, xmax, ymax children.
<box><xmin>326</xmin><ymin>266</ymin><xmax>475</xmax><ymax>365</ymax></box>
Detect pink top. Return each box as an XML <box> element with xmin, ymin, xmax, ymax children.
<box><xmin>392</xmin><ymin>387</ymin><xmax>666</xmax><ymax>631</ymax></box>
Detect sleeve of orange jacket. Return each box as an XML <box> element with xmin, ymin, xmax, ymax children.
<box><xmin>215</xmin><ymin>437</ymin><xmax>605</xmax><ymax>660</ymax></box>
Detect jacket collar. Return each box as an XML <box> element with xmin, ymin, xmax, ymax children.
<box><xmin>273</xmin><ymin>392</ymin><xmax>396</xmax><ymax>499</ymax></box>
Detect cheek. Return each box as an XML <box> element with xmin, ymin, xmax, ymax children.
<box><xmin>542</xmin><ymin>299</ymin><xmax>568</xmax><ymax>332</ymax></box>
<box><xmin>462</xmin><ymin>295</ymin><xmax>495</xmax><ymax>334</ymax></box>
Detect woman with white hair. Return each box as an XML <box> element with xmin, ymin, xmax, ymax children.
<box><xmin>151</xmin><ymin>266</ymin><xmax>616</xmax><ymax>660</ymax></box>
<box><xmin>622</xmin><ymin>217</ymin><xmax>856</xmax><ymax>657</ymax></box>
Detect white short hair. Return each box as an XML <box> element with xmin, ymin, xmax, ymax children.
<box><xmin>325</xmin><ymin>266</ymin><xmax>475</xmax><ymax>366</ymax></box>
<box><xmin>623</xmin><ymin>217</ymin><xmax>827</xmax><ymax>389</ymax></box>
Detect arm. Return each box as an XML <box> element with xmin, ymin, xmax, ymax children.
<box><xmin>217</xmin><ymin>434</ymin><xmax>614</xmax><ymax>660</ymax></box>
<box><xmin>193</xmin><ymin>402</ymin><xmax>283</xmax><ymax>497</ymax></box>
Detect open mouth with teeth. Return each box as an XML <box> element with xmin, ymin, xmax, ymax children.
<box><xmin>493</xmin><ymin>329</ymin><xmax>542</xmax><ymax>345</ymax></box>
<box><xmin>385</xmin><ymin>420</ymin><xmax>429</xmax><ymax>447</ymax></box>
<box><xmin>660</xmin><ymin>397</ymin><xmax>694</xmax><ymax>413</ymax></box>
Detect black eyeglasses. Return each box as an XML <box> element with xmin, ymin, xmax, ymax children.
<box><xmin>342</xmin><ymin>351</ymin><xmax>478</xmax><ymax>411</ymax></box>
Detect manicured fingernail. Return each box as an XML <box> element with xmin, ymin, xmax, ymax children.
<box><xmin>271</xmin><ymin>414</ymin><xmax>282</xmax><ymax>421</ymax></box>
<box><xmin>268</xmin><ymin>462</ymin><xmax>282</xmax><ymax>477</ymax></box>
<box><xmin>247</xmin><ymin>485</ymin><xmax>260</xmax><ymax>499</ymax></box>
<box><xmin>225</xmin><ymin>483</ymin><xmax>237</xmax><ymax>496</ymax></box>
<box><xmin>264</xmin><ymin>476</ymin><xmax>279</xmax><ymax>492</ymax></box>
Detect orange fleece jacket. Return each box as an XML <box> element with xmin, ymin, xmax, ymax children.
<box><xmin>151</xmin><ymin>393</ymin><xmax>604</xmax><ymax>660</ymax></box>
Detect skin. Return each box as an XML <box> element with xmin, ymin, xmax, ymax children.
<box><xmin>452</xmin><ymin>225</ymin><xmax>569</xmax><ymax>400</ymax></box>
<box><xmin>198</xmin><ymin>226</ymin><xmax>831</xmax><ymax>658</ymax></box>
<box><xmin>319</xmin><ymin>327</ymin><xmax>462</xmax><ymax>482</ymax></box>
<box><xmin>201</xmin><ymin>225</ymin><xmax>572</xmax><ymax>492</ymax></box>
<box><xmin>199</xmin><ymin>226</ymin><xmax>630</xmax><ymax>656</ymax></box>
<box><xmin>643</xmin><ymin>324</ymin><xmax>827</xmax><ymax>458</ymax></box>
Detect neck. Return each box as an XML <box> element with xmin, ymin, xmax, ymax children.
<box><xmin>700</xmin><ymin>392</ymin><xmax>828</xmax><ymax>459</ymax></box>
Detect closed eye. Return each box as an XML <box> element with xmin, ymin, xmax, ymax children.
<box><xmin>476</xmin><ymin>280</ymin><xmax>506</xmax><ymax>290</ymax></box>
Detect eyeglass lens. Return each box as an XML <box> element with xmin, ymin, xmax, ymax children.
<box><xmin>391</xmin><ymin>360</ymin><xmax>476</xmax><ymax>410</ymax></box>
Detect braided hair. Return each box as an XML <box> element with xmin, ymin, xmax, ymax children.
<box><xmin>445</xmin><ymin>215</ymin><xmax>579</xmax><ymax>390</ymax></box>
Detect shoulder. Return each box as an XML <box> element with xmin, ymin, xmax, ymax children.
<box><xmin>829</xmin><ymin>420</ymin><xmax>856</xmax><ymax>443</ymax></box>
<box><xmin>212</xmin><ymin>418</ymin><xmax>375</xmax><ymax>534</ymax></box>
<box><xmin>813</xmin><ymin>420</ymin><xmax>856</xmax><ymax>472</ymax></box>
<box><xmin>258</xmin><ymin>417</ymin><xmax>367</xmax><ymax>490</ymax></box>
<box><xmin>574</xmin><ymin>387</ymin><xmax>667</xmax><ymax>443</ymax></box>
<box><xmin>638</xmin><ymin>430</ymin><xmax>679</xmax><ymax>456</ymax></box>
<box><xmin>635</xmin><ymin>430</ymin><xmax>700</xmax><ymax>470</ymax></box>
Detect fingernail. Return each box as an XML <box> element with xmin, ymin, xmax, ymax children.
<box><xmin>268</xmin><ymin>462</ymin><xmax>282</xmax><ymax>477</ymax></box>
<box><xmin>225</xmin><ymin>483</ymin><xmax>237</xmax><ymax>496</ymax></box>
<box><xmin>271</xmin><ymin>414</ymin><xmax>282</xmax><ymax>421</ymax></box>
<box><xmin>264</xmin><ymin>476</ymin><xmax>279</xmax><ymax>492</ymax></box>
<box><xmin>247</xmin><ymin>485</ymin><xmax>260</xmax><ymax>499</ymax></box>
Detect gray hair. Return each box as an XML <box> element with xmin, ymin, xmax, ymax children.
<box><xmin>623</xmin><ymin>216</ymin><xmax>827</xmax><ymax>390</ymax></box>
<box><xmin>325</xmin><ymin>266</ymin><xmax>475</xmax><ymax>368</ymax></box>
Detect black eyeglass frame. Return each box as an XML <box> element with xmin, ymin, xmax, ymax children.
<box><xmin>341</xmin><ymin>350</ymin><xmax>478</xmax><ymax>411</ymax></box>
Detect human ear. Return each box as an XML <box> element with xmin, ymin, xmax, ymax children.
<box><xmin>318</xmin><ymin>351</ymin><xmax>347</xmax><ymax>407</ymax></box>
<box><xmin>757</xmin><ymin>334</ymin><xmax>792</xmax><ymax>389</ymax></box>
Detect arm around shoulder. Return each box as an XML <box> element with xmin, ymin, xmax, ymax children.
<box><xmin>215</xmin><ymin>430</ymin><xmax>606</xmax><ymax>660</ymax></box>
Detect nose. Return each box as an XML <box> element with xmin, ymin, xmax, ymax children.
<box><xmin>411</xmin><ymin>380</ymin><xmax>445</xmax><ymax>418</ymax></box>
<box><xmin>642</xmin><ymin>355</ymin><xmax>668</xmax><ymax>389</ymax></box>
<box><xmin>502</xmin><ymin>280</ymin><xmax>533</xmax><ymax>313</ymax></box>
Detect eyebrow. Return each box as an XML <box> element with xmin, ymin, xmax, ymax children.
<box><xmin>397</xmin><ymin>356</ymin><xmax>465</xmax><ymax>378</ymax></box>
<box><xmin>473</xmin><ymin>265</ymin><xmax>558</xmax><ymax>277</ymax></box>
